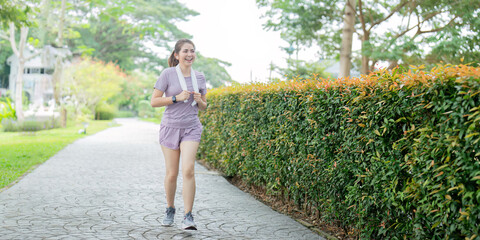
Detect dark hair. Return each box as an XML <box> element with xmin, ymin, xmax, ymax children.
<box><xmin>168</xmin><ymin>39</ymin><xmax>195</xmax><ymax>67</ymax></box>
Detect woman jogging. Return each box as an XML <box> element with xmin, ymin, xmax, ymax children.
<box><xmin>150</xmin><ymin>39</ymin><xmax>207</xmax><ymax>230</ymax></box>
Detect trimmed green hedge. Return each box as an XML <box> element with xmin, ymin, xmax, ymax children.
<box><xmin>198</xmin><ymin>65</ymin><xmax>480</xmax><ymax>239</ymax></box>
<box><xmin>2</xmin><ymin>117</ymin><xmax>61</xmax><ymax>132</ymax></box>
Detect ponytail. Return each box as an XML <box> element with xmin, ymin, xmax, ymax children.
<box><xmin>168</xmin><ymin>50</ymin><xmax>179</xmax><ymax>67</ymax></box>
<box><xmin>167</xmin><ymin>39</ymin><xmax>195</xmax><ymax>67</ymax></box>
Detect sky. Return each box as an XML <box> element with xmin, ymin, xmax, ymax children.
<box><xmin>176</xmin><ymin>0</ymin><xmax>318</xmax><ymax>84</ymax></box>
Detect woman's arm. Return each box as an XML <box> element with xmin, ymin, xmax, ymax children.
<box><xmin>151</xmin><ymin>89</ymin><xmax>192</xmax><ymax>107</ymax></box>
<box><xmin>151</xmin><ymin>89</ymin><xmax>173</xmax><ymax>108</ymax></box>
<box><xmin>194</xmin><ymin>93</ymin><xmax>207</xmax><ymax>111</ymax></box>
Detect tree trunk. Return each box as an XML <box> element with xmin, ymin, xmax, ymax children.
<box><xmin>339</xmin><ymin>0</ymin><xmax>357</xmax><ymax>78</ymax></box>
<box><xmin>52</xmin><ymin>56</ymin><xmax>63</xmax><ymax>105</ymax></box>
<box><xmin>10</xmin><ymin>24</ymin><xmax>29</xmax><ymax>123</ymax></box>
<box><xmin>15</xmin><ymin>59</ymin><xmax>25</xmax><ymax>123</ymax></box>
<box><xmin>52</xmin><ymin>55</ymin><xmax>67</xmax><ymax>127</ymax></box>
<box><xmin>52</xmin><ymin>0</ymin><xmax>66</xmax><ymax>106</ymax></box>
<box><xmin>52</xmin><ymin>0</ymin><xmax>67</xmax><ymax>127</ymax></box>
<box><xmin>387</xmin><ymin>60</ymin><xmax>398</xmax><ymax>70</ymax></box>
<box><xmin>361</xmin><ymin>32</ymin><xmax>370</xmax><ymax>74</ymax></box>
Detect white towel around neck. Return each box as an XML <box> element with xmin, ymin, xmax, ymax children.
<box><xmin>175</xmin><ymin>65</ymin><xmax>199</xmax><ymax>106</ymax></box>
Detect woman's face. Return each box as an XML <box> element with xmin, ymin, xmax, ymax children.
<box><xmin>176</xmin><ymin>43</ymin><xmax>196</xmax><ymax>68</ymax></box>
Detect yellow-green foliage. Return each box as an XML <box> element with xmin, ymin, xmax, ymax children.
<box><xmin>95</xmin><ymin>101</ymin><xmax>116</xmax><ymax>120</ymax></box>
<box><xmin>0</xmin><ymin>98</ymin><xmax>15</xmax><ymax>123</ymax></box>
<box><xmin>63</xmin><ymin>57</ymin><xmax>124</xmax><ymax>109</ymax></box>
<box><xmin>199</xmin><ymin>65</ymin><xmax>480</xmax><ymax>239</ymax></box>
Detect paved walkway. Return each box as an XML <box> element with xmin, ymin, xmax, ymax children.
<box><xmin>0</xmin><ymin>118</ymin><xmax>322</xmax><ymax>239</ymax></box>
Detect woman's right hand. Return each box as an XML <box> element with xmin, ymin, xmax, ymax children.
<box><xmin>176</xmin><ymin>90</ymin><xmax>192</xmax><ymax>102</ymax></box>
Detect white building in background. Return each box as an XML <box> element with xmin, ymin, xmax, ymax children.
<box><xmin>7</xmin><ymin>46</ymin><xmax>71</xmax><ymax>108</ymax></box>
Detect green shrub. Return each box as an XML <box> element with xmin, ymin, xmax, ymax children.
<box><xmin>95</xmin><ymin>101</ymin><xmax>116</xmax><ymax>120</ymax></box>
<box><xmin>64</xmin><ymin>104</ymin><xmax>77</xmax><ymax>122</ymax></box>
<box><xmin>1</xmin><ymin>118</ymin><xmax>19</xmax><ymax>132</ymax></box>
<box><xmin>2</xmin><ymin>117</ymin><xmax>61</xmax><ymax>132</ymax></box>
<box><xmin>154</xmin><ymin>107</ymin><xmax>165</xmax><ymax>119</ymax></box>
<box><xmin>199</xmin><ymin>65</ymin><xmax>480</xmax><ymax>239</ymax></box>
<box><xmin>22</xmin><ymin>119</ymin><xmax>46</xmax><ymax>132</ymax></box>
<box><xmin>0</xmin><ymin>97</ymin><xmax>15</xmax><ymax>123</ymax></box>
<box><xmin>137</xmin><ymin>100</ymin><xmax>154</xmax><ymax>118</ymax></box>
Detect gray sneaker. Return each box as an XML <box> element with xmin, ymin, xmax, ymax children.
<box><xmin>162</xmin><ymin>207</ymin><xmax>175</xmax><ymax>226</ymax></box>
<box><xmin>182</xmin><ymin>212</ymin><xmax>197</xmax><ymax>230</ymax></box>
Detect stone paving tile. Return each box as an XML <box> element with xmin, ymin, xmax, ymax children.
<box><xmin>0</xmin><ymin>118</ymin><xmax>322</xmax><ymax>240</ymax></box>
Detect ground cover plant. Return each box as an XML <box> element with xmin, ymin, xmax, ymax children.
<box><xmin>198</xmin><ymin>64</ymin><xmax>480</xmax><ymax>239</ymax></box>
<box><xmin>0</xmin><ymin>120</ymin><xmax>116</xmax><ymax>190</ymax></box>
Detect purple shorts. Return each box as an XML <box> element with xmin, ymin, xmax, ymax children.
<box><xmin>159</xmin><ymin>125</ymin><xmax>203</xmax><ymax>150</ymax></box>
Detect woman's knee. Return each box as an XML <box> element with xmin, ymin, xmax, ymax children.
<box><xmin>182</xmin><ymin>166</ymin><xmax>195</xmax><ymax>179</ymax></box>
<box><xmin>165</xmin><ymin>172</ymin><xmax>178</xmax><ymax>182</ymax></box>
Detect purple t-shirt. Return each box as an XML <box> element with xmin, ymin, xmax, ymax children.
<box><xmin>154</xmin><ymin>67</ymin><xmax>207</xmax><ymax>129</ymax></box>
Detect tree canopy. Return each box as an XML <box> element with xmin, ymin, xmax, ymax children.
<box><xmin>62</xmin><ymin>57</ymin><xmax>123</xmax><ymax>109</ymax></box>
<box><xmin>1</xmin><ymin>0</ymin><xmax>234</xmax><ymax>91</ymax></box>
<box><xmin>0</xmin><ymin>1</ymin><xmax>32</xmax><ymax>89</ymax></box>
<box><xmin>31</xmin><ymin>0</ymin><xmax>197</xmax><ymax>72</ymax></box>
<box><xmin>194</xmin><ymin>53</ymin><xmax>234</xmax><ymax>88</ymax></box>
<box><xmin>0</xmin><ymin>0</ymin><xmax>31</xmax><ymax>28</ymax></box>
<box><xmin>47</xmin><ymin>0</ymin><xmax>233</xmax><ymax>84</ymax></box>
<box><xmin>257</xmin><ymin>0</ymin><xmax>480</xmax><ymax>74</ymax></box>
<box><xmin>0</xmin><ymin>0</ymin><xmax>236</xmax><ymax>124</ymax></box>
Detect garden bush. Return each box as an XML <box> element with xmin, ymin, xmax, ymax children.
<box><xmin>154</xmin><ymin>107</ymin><xmax>165</xmax><ymax>119</ymax></box>
<box><xmin>0</xmin><ymin>97</ymin><xmax>15</xmax><ymax>123</ymax></box>
<box><xmin>2</xmin><ymin>117</ymin><xmax>61</xmax><ymax>132</ymax></box>
<box><xmin>1</xmin><ymin>118</ymin><xmax>19</xmax><ymax>132</ymax></box>
<box><xmin>95</xmin><ymin>101</ymin><xmax>116</xmax><ymax>120</ymax></box>
<box><xmin>198</xmin><ymin>64</ymin><xmax>480</xmax><ymax>239</ymax></box>
<box><xmin>137</xmin><ymin>100</ymin><xmax>155</xmax><ymax>118</ymax></box>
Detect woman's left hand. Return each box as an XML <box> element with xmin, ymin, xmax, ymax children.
<box><xmin>193</xmin><ymin>92</ymin><xmax>203</xmax><ymax>103</ymax></box>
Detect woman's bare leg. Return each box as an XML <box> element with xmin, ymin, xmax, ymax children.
<box><xmin>161</xmin><ymin>146</ymin><xmax>180</xmax><ymax>208</ymax></box>
<box><xmin>179</xmin><ymin>141</ymin><xmax>199</xmax><ymax>214</ymax></box>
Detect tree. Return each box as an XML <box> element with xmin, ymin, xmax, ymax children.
<box><xmin>69</xmin><ymin>18</ymin><xmax>144</xmax><ymax>72</ymax></box>
<box><xmin>50</xmin><ymin>0</ymin><xmax>66</xmax><ymax>106</ymax></box>
<box><xmin>0</xmin><ymin>24</ymin><xmax>42</xmax><ymax>122</ymax></box>
<box><xmin>0</xmin><ymin>0</ymin><xmax>31</xmax><ymax>28</ymax></box>
<box><xmin>276</xmin><ymin>59</ymin><xmax>330</xmax><ymax>80</ymax></box>
<box><xmin>110</xmin><ymin>69</ymin><xmax>156</xmax><ymax>113</ymax></box>
<box><xmin>0</xmin><ymin>1</ymin><xmax>38</xmax><ymax>122</ymax></box>
<box><xmin>65</xmin><ymin>0</ymin><xmax>198</xmax><ymax>73</ymax></box>
<box><xmin>193</xmin><ymin>53</ymin><xmax>234</xmax><ymax>88</ymax></box>
<box><xmin>2</xmin><ymin>0</ymin><xmax>234</xmax><ymax>123</ymax></box>
<box><xmin>23</xmin><ymin>0</ymin><xmax>202</xmax><ymax>74</ymax></box>
<box><xmin>1</xmin><ymin>1</ymin><xmax>71</xmax><ymax>123</ymax></box>
<box><xmin>0</xmin><ymin>43</ymin><xmax>13</xmax><ymax>90</ymax></box>
<box><xmin>257</xmin><ymin>0</ymin><xmax>480</xmax><ymax>75</ymax></box>
<box><xmin>339</xmin><ymin>0</ymin><xmax>356</xmax><ymax>78</ymax></box>
<box><xmin>62</xmin><ymin>58</ymin><xmax>123</xmax><ymax>111</ymax></box>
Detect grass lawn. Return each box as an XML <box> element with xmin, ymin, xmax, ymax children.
<box><xmin>0</xmin><ymin>120</ymin><xmax>118</xmax><ymax>190</ymax></box>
